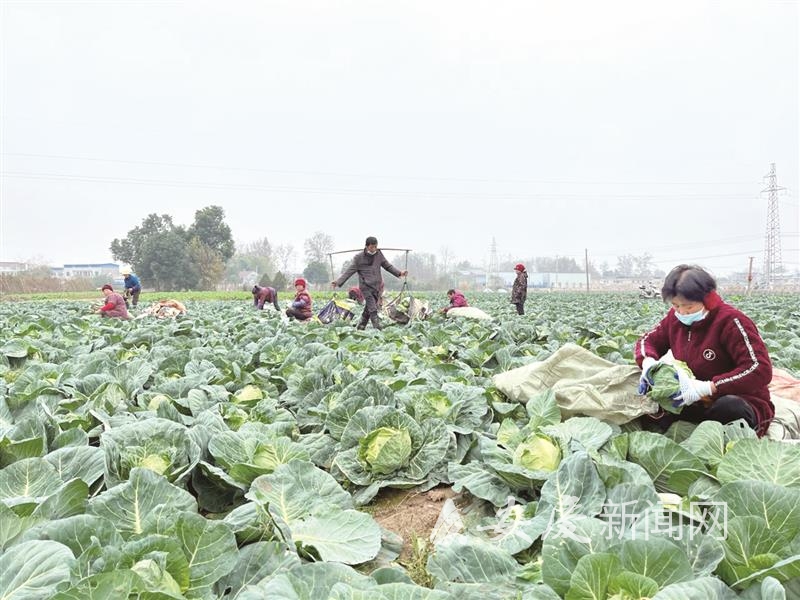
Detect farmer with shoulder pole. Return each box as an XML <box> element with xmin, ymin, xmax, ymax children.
<box><xmin>332</xmin><ymin>236</ymin><xmax>408</xmax><ymax>330</ymax></box>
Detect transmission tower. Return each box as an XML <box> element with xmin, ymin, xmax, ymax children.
<box><xmin>487</xmin><ymin>237</ymin><xmax>499</xmax><ymax>289</ymax></box>
<box><xmin>762</xmin><ymin>163</ymin><xmax>784</xmax><ymax>289</ymax></box>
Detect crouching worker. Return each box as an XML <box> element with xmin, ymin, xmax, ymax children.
<box><xmin>636</xmin><ymin>264</ymin><xmax>774</xmax><ymax>436</ymax></box>
<box><xmin>441</xmin><ymin>289</ymin><xmax>468</xmax><ymax>314</ymax></box>
<box><xmin>121</xmin><ymin>268</ymin><xmax>142</xmax><ymax>307</ymax></box>
<box><xmin>95</xmin><ymin>284</ymin><xmax>131</xmax><ymax>320</ymax></box>
<box><xmin>252</xmin><ymin>285</ymin><xmax>280</xmax><ymax>311</ymax></box>
<box><xmin>348</xmin><ymin>286</ymin><xmax>365</xmax><ymax>304</ymax></box>
<box><xmin>286</xmin><ymin>278</ymin><xmax>313</xmax><ymax>321</ymax></box>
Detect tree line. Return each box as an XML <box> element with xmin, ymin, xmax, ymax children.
<box><xmin>107</xmin><ymin>207</ymin><xmax>667</xmax><ymax>291</ymax></box>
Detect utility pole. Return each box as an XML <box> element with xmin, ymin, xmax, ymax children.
<box><xmin>746</xmin><ymin>256</ymin><xmax>754</xmax><ymax>296</ymax></box>
<box><xmin>487</xmin><ymin>237</ymin><xmax>499</xmax><ymax>290</ymax></box>
<box><xmin>585</xmin><ymin>248</ymin><xmax>590</xmax><ymax>292</ymax></box>
<box><xmin>762</xmin><ymin>163</ymin><xmax>784</xmax><ymax>289</ymax></box>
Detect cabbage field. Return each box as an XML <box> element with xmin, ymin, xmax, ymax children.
<box><xmin>1</xmin><ymin>292</ymin><xmax>800</xmax><ymax>599</ymax></box>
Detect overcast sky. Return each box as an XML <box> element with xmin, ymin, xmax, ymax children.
<box><xmin>1</xmin><ymin>0</ymin><xmax>798</xmax><ymax>277</ymax></box>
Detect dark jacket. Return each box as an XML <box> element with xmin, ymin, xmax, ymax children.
<box><xmin>511</xmin><ymin>270</ymin><xmax>528</xmax><ymax>303</ymax></box>
<box><xmin>252</xmin><ymin>286</ymin><xmax>279</xmax><ymax>310</ymax></box>
<box><xmin>635</xmin><ymin>292</ymin><xmax>773</xmax><ymax>433</ymax></box>
<box><xmin>335</xmin><ymin>250</ymin><xmax>402</xmax><ymax>291</ymax></box>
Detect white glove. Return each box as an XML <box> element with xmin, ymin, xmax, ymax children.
<box><xmin>638</xmin><ymin>357</ymin><xmax>659</xmax><ymax>394</ymax></box>
<box><xmin>673</xmin><ymin>369</ymin><xmax>713</xmax><ymax>407</ymax></box>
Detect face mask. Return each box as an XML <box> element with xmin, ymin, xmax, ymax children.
<box><xmin>366</xmin><ymin>250</ymin><xmax>377</xmax><ymax>255</ymax></box>
<box><xmin>675</xmin><ymin>307</ymin><xmax>706</xmax><ymax>326</ymax></box>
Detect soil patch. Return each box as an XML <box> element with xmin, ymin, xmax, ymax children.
<box><xmin>369</xmin><ymin>485</ymin><xmax>457</xmax><ymax>562</ymax></box>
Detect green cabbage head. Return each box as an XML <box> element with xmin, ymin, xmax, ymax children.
<box><xmin>120</xmin><ymin>446</ymin><xmax>177</xmax><ymax>477</ymax></box>
<box><xmin>358</xmin><ymin>427</ymin><xmax>412</xmax><ymax>475</ymax></box>
<box><xmin>648</xmin><ymin>360</ymin><xmax>694</xmax><ymax>414</ymax></box>
<box><xmin>512</xmin><ymin>433</ymin><xmax>562</xmax><ymax>472</ymax></box>
<box><xmin>428</xmin><ymin>392</ymin><xmax>452</xmax><ymax>417</ymax></box>
<box><xmin>131</xmin><ymin>559</ymin><xmax>182</xmax><ymax>596</ymax></box>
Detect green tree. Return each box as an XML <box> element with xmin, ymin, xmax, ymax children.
<box><xmin>272</xmin><ymin>271</ymin><xmax>288</xmax><ymax>292</ymax></box>
<box><xmin>224</xmin><ymin>237</ymin><xmax>274</xmax><ymax>286</ymax></box>
<box><xmin>258</xmin><ymin>273</ymin><xmax>272</xmax><ymax>287</ymax></box>
<box><xmin>110</xmin><ymin>214</ymin><xmax>178</xmax><ymax>272</ymax></box>
<box><xmin>111</xmin><ymin>207</ymin><xmax>236</xmax><ymax>291</ymax></box>
<box><xmin>303</xmin><ymin>261</ymin><xmax>329</xmax><ymax>286</ymax></box>
<box><xmin>535</xmin><ymin>256</ymin><xmax>582</xmax><ymax>273</ymax></box>
<box><xmin>189</xmin><ymin>238</ymin><xmax>225</xmax><ymax>290</ymax></box>
<box><xmin>188</xmin><ymin>206</ymin><xmax>235</xmax><ymax>261</ymax></box>
<box><xmin>140</xmin><ymin>231</ymin><xmax>194</xmax><ymax>291</ymax></box>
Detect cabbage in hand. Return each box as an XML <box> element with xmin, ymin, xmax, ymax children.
<box><xmin>647</xmin><ymin>360</ymin><xmax>694</xmax><ymax>414</ymax></box>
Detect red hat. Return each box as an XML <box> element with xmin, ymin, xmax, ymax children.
<box><xmin>515</xmin><ymin>263</ymin><xmax>525</xmax><ymax>271</ymax></box>
<box><xmin>294</xmin><ymin>278</ymin><xmax>307</xmax><ymax>288</ymax></box>
<box><xmin>101</xmin><ymin>284</ymin><xmax>113</xmax><ymax>291</ymax></box>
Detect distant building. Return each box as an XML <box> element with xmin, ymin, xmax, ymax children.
<box><xmin>529</xmin><ymin>272</ymin><xmax>587</xmax><ymax>289</ymax></box>
<box><xmin>462</xmin><ymin>270</ymin><xmax>587</xmax><ymax>290</ymax></box>
<box><xmin>52</xmin><ymin>263</ymin><xmax>119</xmax><ymax>279</ymax></box>
<box><xmin>0</xmin><ymin>261</ymin><xmax>32</xmax><ymax>274</ymax></box>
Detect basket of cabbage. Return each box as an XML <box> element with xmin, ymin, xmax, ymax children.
<box><xmin>385</xmin><ymin>284</ymin><xmax>430</xmax><ymax>324</ymax></box>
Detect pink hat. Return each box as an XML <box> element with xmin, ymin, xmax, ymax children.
<box><xmin>294</xmin><ymin>278</ymin><xmax>307</xmax><ymax>288</ymax></box>
<box><xmin>514</xmin><ymin>263</ymin><xmax>525</xmax><ymax>271</ymax></box>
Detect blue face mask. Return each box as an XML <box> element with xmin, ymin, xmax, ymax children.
<box><xmin>675</xmin><ymin>307</ymin><xmax>706</xmax><ymax>326</ymax></box>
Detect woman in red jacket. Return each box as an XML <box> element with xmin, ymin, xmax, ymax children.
<box><xmin>286</xmin><ymin>278</ymin><xmax>313</xmax><ymax>321</ymax></box>
<box><xmin>636</xmin><ymin>264</ymin><xmax>773</xmax><ymax>436</ymax></box>
<box><xmin>95</xmin><ymin>284</ymin><xmax>131</xmax><ymax>320</ymax></box>
<box><xmin>441</xmin><ymin>289</ymin><xmax>468</xmax><ymax>314</ymax></box>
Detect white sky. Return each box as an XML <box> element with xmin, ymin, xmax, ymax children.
<box><xmin>1</xmin><ymin>0</ymin><xmax>798</xmax><ymax>277</ymax></box>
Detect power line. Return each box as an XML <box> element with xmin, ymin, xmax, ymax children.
<box><xmin>585</xmin><ymin>236</ymin><xmax>765</xmax><ymax>258</ymax></box>
<box><xmin>0</xmin><ymin>151</ymin><xmax>762</xmax><ymax>187</ymax></box>
<box><xmin>649</xmin><ymin>250</ymin><xmax>763</xmax><ymax>262</ymax></box>
<box><xmin>1</xmin><ymin>170</ymin><xmax>765</xmax><ymax>200</ymax></box>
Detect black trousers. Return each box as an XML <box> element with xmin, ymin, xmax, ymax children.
<box><xmin>358</xmin><ymin>287</ymin><xmax>382</xmax><ymax>329</ymax></box>
<box><xmin>125</xmin><ymin>286</ymin><xmax>141</xmax><ymax>307</ymax></box>
<box><xmin>514</xmin><ymin>302</ymin><xmax>524</xmax><ymax>315</ymax></box>
<box><xmin>643</xmin><ymin>395</ymin><xmax>757</xmax><ymax>432</ymax></box>
<box><xmin>286</xmin><ymin>307</ymin><xmax>310</xmax><ymax>321</ymax></box>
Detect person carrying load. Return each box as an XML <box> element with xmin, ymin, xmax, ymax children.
<box><xmin>331</xmin><ymin>236</ymin><xmax>407</xmax><ymax>330</ymax></box>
